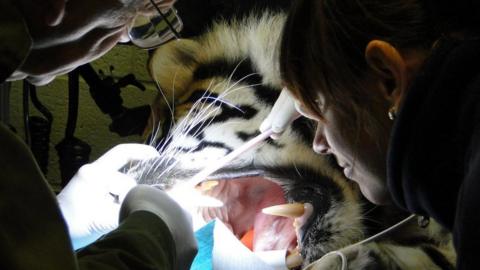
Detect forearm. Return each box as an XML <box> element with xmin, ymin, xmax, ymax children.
<box><xmin>77</xmin><ymin>211</ymin><xmax>176</xmax><ymax>270</ymax></box>
<box><xmin>0</xmin><ymin>123</ymin><xmax>77</xmax><ymax>270</ymax></box>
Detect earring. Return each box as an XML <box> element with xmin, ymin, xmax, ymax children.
<box><xmin>388</xmin><ymin>107</ymin><xmax>396</xmax><ymax>121</ymax></box>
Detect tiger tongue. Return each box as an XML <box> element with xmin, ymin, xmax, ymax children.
<box><xmin>252</xmin><ymin>210</ymin><xmax>297</xmax><ymax>251</ymax></box>
<box><xmin>250</xmin><ymin>182</ymin><xmax>297</xmax><ymax>251</ymax></box>
<box><xmin>200</xmin><ymin>176</ymin><xmax>297</xmax><ymax>251</ymax></box>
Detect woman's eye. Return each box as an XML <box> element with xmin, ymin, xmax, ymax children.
<box><xmin>294</xmin><ymin>101</ymin><xmax>319</xmax><ymax>120</ymax></box>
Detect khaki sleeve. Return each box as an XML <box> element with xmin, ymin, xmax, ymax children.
<box><xmin>76</xmin><ymin>211</ymin><xmax>176</xmax><ymax>270</ymax></box>
<box><xmin>0</xmin><ymin>123</ymin><xmax>78</xmax><ymax>270</ymax></box>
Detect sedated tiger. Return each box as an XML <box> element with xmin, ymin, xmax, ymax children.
<box><xmin>132</xmin><ymin>2</ymin><xmax>457</xmax><ymax>269</ymax></box>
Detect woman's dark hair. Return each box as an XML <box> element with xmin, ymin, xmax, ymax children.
<box><xmin>279</xmin><ymin>0</ymin><xmax>438</xmax><ymax>124</ymax></box>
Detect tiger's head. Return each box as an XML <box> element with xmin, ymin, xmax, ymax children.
<box><xmin>132</xmin><ymin>12</ymin><xmax>405</xmax><ymax>267</ymax></box>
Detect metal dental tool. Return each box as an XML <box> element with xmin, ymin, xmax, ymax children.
<box><xmin>186</xmin><ymin>88</ymin><xmax>301</xmax><ymax>188</ymax></box>
<box><xmin>167</xmin><ymin>90</ymin><xmax>300</xmax><ymax>208</ymax></box>
<box><xmin>187</xmin><ymin>128</ymin><xmax>275</xmax><ymax>188</ymax></box>
<box><xmin>167</xmin><ymin>128</ymin><xmax>276</xmax><ymax>209</ymax></box>
<box><xmin>302</xmin><ymin>214</ymin><xmax>417</xmax><ymax>270</ymax></box>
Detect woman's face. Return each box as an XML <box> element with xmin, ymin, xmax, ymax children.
<box><xmin>295</xmin><ymin>98</ymin><xmax>392</xmax><ymax>205</ymax></box>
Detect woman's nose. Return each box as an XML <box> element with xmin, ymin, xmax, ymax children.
<box><xmin>313</xmin><ymin>123</ymin><xmax>330</xmax><ymax>155</ymax></box>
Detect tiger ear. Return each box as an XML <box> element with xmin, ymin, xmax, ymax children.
<box><xmin>145</xmin><ymin>39</ymin><xmax>203</xmax><ymax>141</ymax></box>
<box><xmin>148</xmin><ymin>39</ymin><xmax>203</xmax><ymax>101</ymax></box>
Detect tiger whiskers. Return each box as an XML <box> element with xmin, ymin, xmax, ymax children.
<box><xmin>130</xmin><ymin>59</ymin><xmax>265</xmax><ymax>187</ymax></box>
<box><xmin>153</xmin><ymin>74</ymin><xmax>175</xmax><ymax>124</ymax></box>
<box><xmin>133</xmin><ymin>87</ymin><xmax>258</xmax><ymax>185</ymax></box>
<box><xmin>132</xmin><ymin>90</ymin><xmax>222</xmax><ymax>182</ymax></box>
<box><xmin>147</xmin><ymin>104</ymin><xmax>162</xmax><ymax>148</ymax></box>
<box><xmin>135</xmin><ymin>82</ymin><xmax>263</xmax><ymax>185</ymax></box>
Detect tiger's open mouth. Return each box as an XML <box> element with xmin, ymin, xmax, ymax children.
<box><xmin>135</xmin><ymin>157</ymin><xmax>341</xmax><ymax>267</ymax></box>
<box><xmin>200</xmin><ymin>176</ymin><xmax>298</xmax><ymax>252</ymax></box>
<box><xmin>194</xmin><ymin>166</ymin><xmax>328</xmax><ymax>264</ymax></box>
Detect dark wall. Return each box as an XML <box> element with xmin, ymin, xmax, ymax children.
<box><xmin>175</xmin><ymin>0</ymin><xmax>292</xmax><ymax>38</ymax></box>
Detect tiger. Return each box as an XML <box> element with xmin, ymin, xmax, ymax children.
<box><xmin>133</xmin><ymin>2</ymin><xmax>457</xmax><ymax>269</ymax></box>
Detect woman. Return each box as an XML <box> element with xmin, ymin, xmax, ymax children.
<box><xmin>279</xmin><ymin>0</ymin><xmax>480</xmax><ymax>268</ymax></box>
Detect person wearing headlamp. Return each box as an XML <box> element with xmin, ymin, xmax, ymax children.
<box><xmin>0</xmin><ymin>0</ymin><xmax>197</xmax><ymax>269</ymax></box>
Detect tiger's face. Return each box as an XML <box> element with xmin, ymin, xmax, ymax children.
<box><xmin>130</xmin><ymin>13</ymin><xmax>375</xmax><ymax>266</ymax></box>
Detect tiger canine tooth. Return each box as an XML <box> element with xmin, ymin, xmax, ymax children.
<box><xmin>198</xmin><ymin>180</ymin><xmax>219</xmax><ymax>191</ymax></box>
<box><xmin>262</xmin><ymin>203</ymin><xmax>305</xmax><ymax>218</ymax></box>
<box><xmin>286</xmin><ymin>250</ymin><xmax>303</xmax><ymax>269</ymax></box>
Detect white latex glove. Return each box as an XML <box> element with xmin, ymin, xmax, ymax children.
<box><xmin>120</xmin><ymin>185</ymin><xmax>198</xmax><ymax>270</ymax></box>
<box><xmin>57</xmin><ymin>143</ymin><xmax>160</xmax><ymax>249</ymax></box>
<box><xmin>259</xmin><ymin>88</ymin><xmax>301</xmax><ymax>139</ymax></box>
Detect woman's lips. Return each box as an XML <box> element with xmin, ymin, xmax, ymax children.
<box><xmin>338</xmin><ymin>159</ymin><xmax>352</xmax><ymax>179</ymax></box>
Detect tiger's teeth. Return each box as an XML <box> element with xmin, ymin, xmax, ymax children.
<box><xmin>286</xmin><ymin>250</ymin><xmax>303</xmax><ymax>269</ymax></box>
<box><xmin>262</xmin><ymin>203</ymin><xmax>305</xmax><ymax>218</ymax></box>
<box><xmin>197</xmin><ymin>180</ymin><xmax>219</xmax><ymax>191</ymax></box>
<box><xmin>168</xmin><ymin>186</ymin><xmax>224</xmax><ymax>207</ymax></box>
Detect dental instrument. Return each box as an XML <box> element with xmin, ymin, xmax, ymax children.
<box><xmin>186</xmin><ymin>88</ymin><xmax>300</xmax><ymax>188</ymax></box>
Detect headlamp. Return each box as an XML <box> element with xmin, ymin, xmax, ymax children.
<box><xmin>128</xmin><ymin>0</ymin><xmax>183</xmax><ymax>49</ymax></box>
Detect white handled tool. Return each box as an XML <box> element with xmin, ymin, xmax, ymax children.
<box><xmin>188</xmin><ymin>88</ymin><xmax>301</xmax><ymax>187</ymax></box>
<box><xmin>188</xmin><ymin>128</ymin><xmax>275</xmax><ymax>187</ymax></box>
<box><xmin>259</xmin><ymin>88</ymin><xmax>301</xmax><ymax>139</ymax></box>
<box><xmin>168</xmin><ymin>129</ymin><xmax>275</xmax><ymax>209</ymax></box>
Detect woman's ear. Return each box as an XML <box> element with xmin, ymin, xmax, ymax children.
<box><xmin>365</xmin><ymin>40</ymin><xmax>408</xmax><ymax>108</ymax></box>
<box><xmin>45</xmin><ymin>0</ymin><xmax>66</xmax><ymax>26</ymax></box>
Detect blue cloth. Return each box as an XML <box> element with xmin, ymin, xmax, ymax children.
<box><xmin>190</xmin><ymin>221</ymin><xmax>215</xmax><ymax>270</ymax></box>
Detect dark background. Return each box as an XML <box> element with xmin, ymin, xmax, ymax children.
<box><xmin>175</xmin><ymin>0</ymin><xmax>291</xmax><ymax>38</ymax></box>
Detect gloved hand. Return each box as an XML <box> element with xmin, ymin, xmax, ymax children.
<box><xmin>57</xmin><ymin>143</ymin><xmax>160</xmax><ymax>249</ymax></box>
<box><xmin>259</xmin><ymin>88</ymin><xmax>301</xmax><ymax>139</ymax></box>
<box><xmin>120</xmin><ymin>185</ymin><xmax>198</xmax><ymax>270</ymax></box>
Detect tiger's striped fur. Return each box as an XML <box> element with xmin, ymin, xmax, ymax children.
<box><xmin>141</xmin><ymin>9</ymin><xmax>456</xmax><ymax>269</ymax></box>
